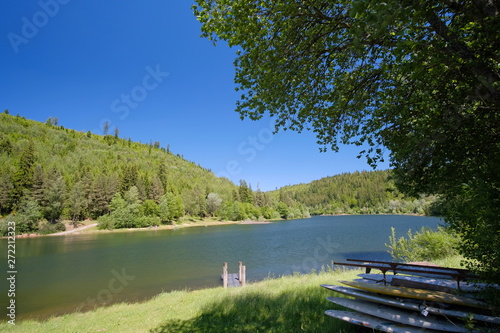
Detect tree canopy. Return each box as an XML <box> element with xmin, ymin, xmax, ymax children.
<box><xmin>193</xmin><ymin>0</ymin><xmax>500</xmax><ymax>283</ymax></box>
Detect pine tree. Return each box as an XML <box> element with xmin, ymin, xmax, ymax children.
<box><xmin>103</xmin><ymin>121</ymin><xmax>109</xmax><ymax>136</ymax></box>
<box><xmin>0</xmin><ymin>173</ymin><xmax>13</xmax><ymax>213</ymax></box>
<box><xmin>15</xmin><ymin>199</ymin><xmax>42</xmax><ymax>233</ymax></box>
<box><xmin>80</xmin><ymin>172</ymin><xmax>94</xmax><ymax>218</ymax></box>
<box><xmin>91</xmin><ymin>174</ymin><xmax>118</xmax><ymax>218</ymax></box>
<box><xmin>120</xmin><ymin>164</ymin><xmax>138</xmax><ymax>193</ymax></box>
<box><xmin>42</xmin><ymin>175</ymin><xmax>65</xmax><ymax>222</ymax></box>
<box><xmin>238</xmin><ymin>180</ymin><xmax>253</xmax><ymax>204</ymax></box>
<box><xmin>149</xmin><ymin>176</ymin><xmax>164</xmax><ymax>203</ymax></box>
<box><xmin>11</xmin><ymin>140</ymin><xmax>36</xmax><ymax>205</ymax></box>
<box><xmin>32</xmin><ymin>165</ymin><xmax>45</xmax><ymax>205</ymax></box>
<box><xmin>254</xmin><ymin>188</ymin><xmax>265</xmax><ymax>207</ymax></box>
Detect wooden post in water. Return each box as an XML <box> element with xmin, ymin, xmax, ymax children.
<box><xmin>223</xmin><ymin>262</ymin><xmax>228</xmax><ymax>288</ymax></box>
<box><xmin>238</xmin><ymin>261</ymin><xmax>246</xmax><ymax>286</ymax></box>
<box><xmin>238</xmin><ymin>261</ymin><xmax>243</xmax><ymax>285</ymax></box>
<box><xmin>241</xmin><ymin>264</ymin><xmax>246</xmax><ymax>286</ymax></box>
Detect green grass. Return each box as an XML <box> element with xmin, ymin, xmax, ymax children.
<box><xmin>1</xmin><ymin>257</ymin><xmax>465</xmax><ymax>333</ymax></box>
<box><xmin>2</xmin><ymin>269</ymin><xmax>365</xmax><ymax>333</ymax></box>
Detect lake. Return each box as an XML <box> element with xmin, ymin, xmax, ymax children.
<box><xmin>0</xmin><ymin>215</ymin><xmax>442</xmax><ymax>320</ymax></box>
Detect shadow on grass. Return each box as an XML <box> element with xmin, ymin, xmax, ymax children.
<box><xmin>150</xmin><ymin>285</ymin><xmax>369</xmax><ymax>333</ymax></box>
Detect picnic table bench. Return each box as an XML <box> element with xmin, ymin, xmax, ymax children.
<box><xmin>334</xmin><ymin>259</ymin><xmax>477</xmax><ymax>290</ymax></box>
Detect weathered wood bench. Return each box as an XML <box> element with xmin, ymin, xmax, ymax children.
<box><xmin>334</xmin><ymin>259</ymin><xmax>477</xmax><ymax>290</ymax></box>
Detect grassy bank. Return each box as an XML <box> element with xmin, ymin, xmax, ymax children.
<box><xmin>2</xmin><ymin>269</ymin><xmax>363</xmax><ymax>333</ymax></box>
<box><xmin>1</xmin><ymin>257</ymin><xmax>464</xmax><ymax>333</ymax></box>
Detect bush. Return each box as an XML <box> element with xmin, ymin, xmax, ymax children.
<box><xmin>0</xmin><ymin>219</ymin><xmax>9</xmax><ymax>236</ymax></box>
<box><xmin>97</xmin><ymin>215</ymin><xmax>115</xmax><ymax>230</ymax></box>
<box><xmin>386</xmin><ymin>226</ymin><xmax>459</xmax><ymax>262</ymax></box>
<box><xmin>242</xmin><ymin>202</ymin><xmax>260</xmax><ymax>220</ymax></box>
<box><xmin>217</xmin><ymin>201</ymin><xmax>245</xmax><ymax>221</ymax></box>
<box><xmin>137</xmin><ymin>216</ymin><xmax>160</xmax><ymax>227</ymax></box>
<box><xmin>111</xmin><ymin>204</ymin><xmax>142</xmax><ymax>229</ymax></box>
<box><xmin>276</xmin><ymin>202</ymin><xmax>289</xmax><ymax>219</ymax></box>
<box><xmin>38</xmin><ymin>221</ymin><xmax>66</xmax><ymax>235</ymax></box>
<box><xmin>260</xmin><ymin>206</ymin><xmax>276</xmax><ymax>220</ymax></box>
<box><xmin>98</xmin><ymin>188</ymin><xmax>163</xmax><ymax>229</ymax></box>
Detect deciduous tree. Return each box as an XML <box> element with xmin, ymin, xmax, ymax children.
<box><xmin>194</xmin><ymin>0</ymin><xmax>500</xmax><ymax>282</ymax></box>
<box><xmin>67</xmin><ymin>181</ymin><xmax>86</xmax><ymax>223</ymax></box>
<box><xmin>206</xmin><ymin>192</ymin><xmax>223</xmax><ymax>216</ymax></box>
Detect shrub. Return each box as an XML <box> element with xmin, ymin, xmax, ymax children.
<box><xmin>0</xmin><ymin>219</ymin><xmax>9</xmax><ymax>236</ymax></box>
<box><xmin>38</xmin><ymin>220</ymin><xmax>66</xmax><ymax>235</ymax></box>
<box><xmin>97</xmin><ymin>215</ymin><xmax>115</xmax><ymax>230</ymax></box>
<box><xmin>137</xmin><ymin>216</ymin><xmax>160</xmax><ymax>227</ymax></box>
<box><xmin>386</xmin><ymin>226</ymin><xmax>459</xmax><ymax>262</ymax></box>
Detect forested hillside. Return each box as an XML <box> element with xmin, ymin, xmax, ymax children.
<box><xmin>0</xmin><ymin>112</ymin><xmax>311</xmax><ymax>234</ymax></box>
<box><xmin>270</xmin><ymin>171</ymin><xmax>439</xmax><ymax>216</ymax></box>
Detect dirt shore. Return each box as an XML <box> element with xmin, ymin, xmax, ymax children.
<box><xmin>8</xmin><ymin>218</ymin><xmax>272</xmax><ymax>238</ymax></box>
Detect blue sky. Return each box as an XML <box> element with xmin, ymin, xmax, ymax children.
<box><xmin>1</xmin><ymin>1</ymin><xmax>389</xmax><ymax>191</ymax></box>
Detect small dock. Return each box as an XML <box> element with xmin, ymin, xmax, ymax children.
<box><xmin>221</xmin><ymin>262</ymin><xmax>246</xmax><ymax>288</ymax></box>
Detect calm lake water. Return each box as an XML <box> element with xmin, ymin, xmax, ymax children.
<box><xmin>0</xmin><ymin>215</ymin><xmax>442</xmax><ymax>320</ymax></box>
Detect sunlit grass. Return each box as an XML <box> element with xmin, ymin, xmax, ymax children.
<box><xmin>432</xmin><ymin>255</ymin><xmax>464</xmax><ymax>268</ymax></box>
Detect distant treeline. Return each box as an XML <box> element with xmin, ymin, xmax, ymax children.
<box><xmin>269</xmin><ymin>170</ymin><xmax>440</xmax><ymax>216</ymax></box>
<box><xmin>0</xmin><ymin>112</ymin><xmax>438</xmax><ymax>235</ymax></box>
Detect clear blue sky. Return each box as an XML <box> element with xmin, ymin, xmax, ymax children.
<box><xmin>0</xmin><ymin>1</ymin><xmax>389</xmax><ymax>191</ymax></box>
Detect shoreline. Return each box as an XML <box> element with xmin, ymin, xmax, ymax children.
<box><xmin>5</xmin><ymin>213</ymin><xmax>433</xmax><ymax>239</ymax></box>
<box><xmin>6</xmin><ymin>218</ymin><xmax>274</xmax><ymax>239</ymax></box>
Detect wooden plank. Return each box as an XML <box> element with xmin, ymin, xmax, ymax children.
<box><xmin>328</xmin><ymin>297</ymin><xmax>468</xmax><ymax>332</ymax></box>
<box><xmin>336</xmin><ymin>262</ymin><xmax>458</xmax><ymax>279</ymax></box>
<box><xmin>325</xmin><ymin>310</ymin><xmax>430</xmax><ymax>333</ymax></box>
<box><xmin>334</xmin><ymin>261</ymin><xmax>475</xmax><ymax>288</ymax></box>
<box><xmin>391</xmin><ymin>277</ymin><xmax>453</xmax><ymax>293</ymax></box>
<box><xmin>359</xmin><ymin>273</ymin><xmax>488</xmax><ymax>293</ymax></box>
<box><xmin>321</xmin><ymin>284</ymin><xmax>500</xmax><ymax>324</ymax></box>
<box><xmin>345</xmin><ymin>259</ymin><xmax>474</xmax><ymax>277</ymax></box>
<box><xmin>227</xmin><ymin>273</ymin><xmax>240</xmax><ymax>287</ymax></box>
<box><xmin>340</xmin><ymin>280</ymin><xmax>494</xmax><ymax>310</ymax></box>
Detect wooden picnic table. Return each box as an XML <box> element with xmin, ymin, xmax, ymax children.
<box><xmin>334</xmin><ymin>259</ymin><xmax>477</xmax><ymax>290</ymax></box>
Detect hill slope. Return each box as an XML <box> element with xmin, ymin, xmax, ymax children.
<box><xmin>0</xmin><ymin>113</ymin><xmax>237</xmax><ymax>227</ymax></box>
<box><xmin>269</xmin><ymin>170</ymin><xmax>438</xmax><ymax>215</ymax></box>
